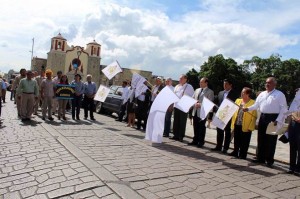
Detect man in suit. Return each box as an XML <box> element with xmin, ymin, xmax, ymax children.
<box><xmin>188</xmin><ymin>77</ymin><xmax>214</xmax><ymax>147</ymax></box>
<box><xmin>212</xmin><ymin>79</ymin><xmax>238</xmax><ymax>153</ymax></box>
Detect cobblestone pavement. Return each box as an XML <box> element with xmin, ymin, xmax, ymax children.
<box><xmin>1</xmin><ymin>98</ymin><xmax>300</xmax><ymax>198</ymax></box>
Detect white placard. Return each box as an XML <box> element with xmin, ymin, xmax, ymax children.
<box><xmin>102</xmin><ymin>60</ymin><xmax>122</xmax><ymax>80</ymax></box>
<box><xmin>94</xmin><ymin>85</ymin><xmax>110</xmax><ymax>102</ymax></box>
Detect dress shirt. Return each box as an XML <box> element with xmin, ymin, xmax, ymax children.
<box><xmin>248</xmin><ymin>89</ymin><xmax>287</xmax><ymax>121</ymax></box>
<box><xmin>41</xmin><ymin>79</ymin><xmax>55</xmax><ymax>97</ymax></box>
<box><xmin>71</xmin><ymin>80</ymin><xmax>85</xmax><ymax>95</ymax></box>
<box><xmin>84</xmin><ymin>81</ymin><xmax>97</xmax><ymax>96</ymax></box>
<box><xmin>151</xmin><ymin>85</ymin><xmax>161</xmax><ymax>101</ymax></box>
<box><xmin>223</xmin><ymin>89</ymin><xmax>231</xmax><ymax>99</ymax></box>
<box><xmin>17</xmin><ymin>79</ymin><xmax>39</xmax><ymax>96</ymax></box>
<box><xmin>121</xmin><ymin>86</ymin><xmax>129</xmax><ymax>104</ymax></box>
<box><xmin>174</xmin><ymin>83</ymin><xmax>194</xmax><ymax>98</ymax></box>
<box><xmin>52</xmin><ymin>76</ymin><xmax>60</xmax><ymax>85</ymax></box>
<box><xmin>12</xmin><ymin>75</ymin><xmax>26</xmax><ymax>90</ymax></box>
<box><xmin>167</xmin><ymin>85</ymin><xmax>175</xmax><ymax>92</ymax></box>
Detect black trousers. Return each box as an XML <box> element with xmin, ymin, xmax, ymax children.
<box><xmin>233</xmin><ymin>125</ymin><xmax>252</xmax><ymax>159</ymax></box>
<box><xmin>83</xmin><ymin>96</ymin><xmax>94</xmax><ymax>119</ymax></box>
<box><xmin>72</xmin><ymin>95</ymin><xmax>82</xmax><ymax>118</ymax></box>
<box><xmin>164</xmin><ymin>110</ymin><xmax>173</xmax><ymax>136</ymax></box>
<box><xmin>192</xmin><ymin>116</ymin><xmax>207</xmax><ymax>146</ymax></box>
<box><xmin>173</xmin><ymin>108</ymin><xmax>188</xmax><ymax>139</ymax></box>
<box><xmin>257</xmin><ymin>113</ymin><xmax>279</xmax><ymax>164</ymax></box>
<box><xmin>136</xmin><ymin>99</ymin><xmax>148</xmax><ymax>129</ymax></box>
<box><xmin>118</xmin><ymin>102</ymin><xmax>127</xmax><ymax>121</ymax></box>
<box><xmin>289</xmin><ymin>120</ymin><xmax>300</xmax><ymax>172</ymax></box>
<box><xmin>216</xmin><ymin>120</ymin><xmax>232</xmax><ymax>150</ymax></box>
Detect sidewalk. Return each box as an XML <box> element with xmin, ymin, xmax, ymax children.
<box><xmin>0</xmin><ymin>95</ymin><xmax>299</xmax><ymax>198</ymax></box>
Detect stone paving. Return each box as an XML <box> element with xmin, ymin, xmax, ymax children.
<box><xmin>0</xmin><ymin>97</ymin><xmax>300</xmax><ymax>198</ymax></box>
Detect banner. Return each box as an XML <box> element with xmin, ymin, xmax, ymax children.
<box><xmin>145</xmin><ymin>87</ymin><xmax>179</xmax><ymax>143</ymax></box>
<box><xmin>102</xmin><ymin>60</ymin><xmax>122</xmax><ymax>80</ymax></box>
<box><xmin>212</xmin><ymin>98</ymin><xmax>239</xmax><ymax>130</ymax></box>
<box><xmin>55</xmin><ymin>84</ymin><xmax>75</xmax><ymax>99</ymax></box>
<box><xmin>94</xmin><ymin>85</ymin><xmax>110</xmax><ymax>102</ymax></box>
<box><xmin>131</xmin><ymin>73</ymin><xmax>146</xmax><ymax>89</ymax></box>
<box><xmin>175</xmin><ymin>95</ymin><xmax>197</xmax><ymax>113</ymax></box>
<box><xmin>200</xmin><ymin>96</ymin><xmax>216</xmax><ymax>119</ymax></box>
<box><xmin>135</xmin><ymin>84</ymin><xmax>148</xmax><ymax>97</ymax></box>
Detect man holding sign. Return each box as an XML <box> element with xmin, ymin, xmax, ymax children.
<box><xmin>188</xmin><ymin>77</ymin><xmax>214</xmax><ymax>148</ymax></box>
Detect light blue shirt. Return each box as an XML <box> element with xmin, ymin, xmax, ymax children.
<box><xmin>71</xmin><ymin>80</ymin><xmax>85</xmax><ymax>95</ymax></box>
<box><xmin>84</xmin><ymin>81</ymin><xmax>97</xmax><ymax>95</ymax></box>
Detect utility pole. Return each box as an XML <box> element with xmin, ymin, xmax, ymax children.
<box><xmin>29</xmin><ymin>38</ymin><xmax>34</xmax><ymax>68</ymax></box>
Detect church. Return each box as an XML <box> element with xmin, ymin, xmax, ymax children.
<box><xmin>31</xmin><ymin>33</ymin><xmax>156</xmax><ymax>87</ymax></box>
<box><xmin>31</xmin><ymin>33</ymin><xmax>101</xmax><ymax>85</ymax></box>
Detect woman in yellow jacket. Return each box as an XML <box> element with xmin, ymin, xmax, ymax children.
<box><xmin>230</xmin><ymin>87</ymin><xmax>257</xmax><ymax>159</ymax></box>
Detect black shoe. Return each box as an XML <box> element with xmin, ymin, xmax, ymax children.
<box><xmin>229</xmin><ymin>151</ymin><xmax>238</xmax><ymax>157</ymax></box>
<box><xmin>287</xmin><ymin>170</ymin><xmax>294</xmax><ymax>174</ymax></box>
<box><xmin>169</xmin><ymin>136</ymin><xmax>178</xmax><ymax>140</ymax></box>
<box><xmin>163</xmin><ymin>134</ymin><xmax>169</xmax><ymax>137</ymax></box>
<box><xmin>252</xmin><ymin>159</ymin><xmax>265</xmax><ymax>164</ymax></box>
<box><xmin>197</xmin><ymin>144</ymin><xmax>204</xmax><ymax>148</ymax></box>
<box><xmin>91</xmin><ymin>118</ymin><xmax>95</xmax><ymax>121</ymax></box>
<box><xmin>42</xmin><ymin>117</ymin><xmax>46</xmax><ymax>120</ymax></box>
<box><xmin>21</xmin><ymin>118</ymin><xmax>27</xmax><ymax>122</ymax></box>
<box><xmin>72</xmin><ymin>117</ymin><xmax>75</xmax><ymax>120</ymax></box>
<box><xmin>222</xmin><ymin>149</ymin><xmax>228</xmax><ymax>154</ymax></box>
<box><xmin>178</xmin><ymin>138</ymin><xmax>183</xmax><ymax>142</ymax></box>
<box><xmin>266</xmin><ymin>162</ymin><xmax>273</xmax><ymax>168</ymax></box>
<box><xmin>76</xmin><ymin>117</ymin><xmax>80</xmax><ymax>120</ymax></box>
<box><xmin>48</xmin><ymin>117</ymin><xmax>54</xmax><ymax>121</ymax></box>
<box><xmin>294</xmin><ymin>172</ymin><xmax>300</xmax><ymax>177</ymax></box>
<box><xmin>211</xmin><ymin>147</ymin><xmax>221</xmax><ymax>151</ymax></box>
<box><xmin>84</xmin><ymin>117</ymin><xmax>87</xmax><ymax>120</ymax></box>
<box><xmin>187</xmin><ymin>142</ymin><xmax>197</xmax><ymax>146</ymax></box>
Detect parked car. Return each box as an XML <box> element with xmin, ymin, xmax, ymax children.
<box><xmin>94</xmin><ymin>85</ymin><xmax>123</xmax><ymax>116</ymax></box>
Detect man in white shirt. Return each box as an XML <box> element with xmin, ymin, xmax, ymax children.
<box><xmin>117</xmin><ymin>81</ymin><xmax>129</xmax><ymax>122</ymax></box>
<box><xmin>244</xmin><ymin>77</ymin><xmax>287</xmax><ymax>167</ymax></box>
<box><xmin>170</xmin><ymin>74</ymin><xmax>194</xmax><ymax>142</ymax></box>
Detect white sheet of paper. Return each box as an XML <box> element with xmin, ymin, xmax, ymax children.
<box><xmin>145</xmin><ymin>87</ymin><xmax>179</xmax><ymax>143</ymax></box>
<box><xmin>175</xmin><ymin>95</ymin><xmax>197</xmax><ymax>113</ymax></box>
<box><xmin>266</xmin><ymin>122</ymin><xmax>278</xmax><ymax>135</ymax></box>
<box><xmin>131</xmin><ymin>73</ymin><xmax>146</xmax><ymax>89</ymax></box>
<box><xmin>102</xmin><ymin>60</ymin><xmax>122</xmax><ymax>80</ymax></box>
<box><xmin>94</xmin><ymin>85</ymin><xmax>110</xmax><ymax>102</ymax></box>
<box><xmin>200</xmin><ymin>96</ymin><xmax>215</xmax><ymax>119</ymax></box>
<box><xmin>212</xmin><ymin>98</ymin><xmax>239</xmax><ymax>130</ymax></box>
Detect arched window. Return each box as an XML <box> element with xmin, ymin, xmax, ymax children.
<box><xmin>57</xmin><ymin>42</ymin><xmax>61</xmax><ymax>49</ymax></box>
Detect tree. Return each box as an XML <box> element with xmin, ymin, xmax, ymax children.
<box><xmin>199</xmin><ymin>54</ymin><xmax>250</xmax><ymax>94</ymax></box>
<box><xmin>186</xmin><ymin>68</ymin><xmax>200</xmax><ymax>89</ymax></box>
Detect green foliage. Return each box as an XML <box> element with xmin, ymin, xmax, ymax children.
<box><xmin>186</xmin><ymin>53</ymin><xmax>300</xmax><ymax>103</ymax></box>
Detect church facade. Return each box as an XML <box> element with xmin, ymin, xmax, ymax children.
<box><xmin>32</xmin><ymin>33</ymin><xmax>101</xmax><ymax>85</ymax></box>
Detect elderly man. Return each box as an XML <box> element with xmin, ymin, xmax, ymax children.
<box><xmin>170</xmin><ymin>74</ymin><xmax>194</xmax><ymax>142</ymax></box>
<box><xmin>188</xmin><ymin>77</ymin><xmax>214</xmax><ymax>147</ymax></box>
<box><xmin>163</xmin><ymin>77</ymin><xmax>174</xmax><ymax>137</ymax></box>
<box><xmin>83</xmin><ymin>74</ymin><xmax>97</xmax><ymax>120</ymax></box>
<box><xmin>244</xmin><ymin>77</ymin><xmax>287</xmax><ymax>167</ymax></box>
<box><xmin>16</xmin><ymin>71</ymin><xmax>39</xmax><ymax>121</ymax></box>
<box><xmin>150</xmin><ymin>76</ymin><xmax>164</xmax><ymax>106</ymax></box>
<box><xmin>52</xmin><ymin>71</ymin><xmax>63</xmax><ymax>115</ymax></box>
<box><xmin>34</xmin><ymin>70</ymin><xmax>46</xmax><ymax>115</ymax></box>
<box><xmin>12</xmin><ymin>68</ymin><xmax>27</xmax><ymax>117</ymax></box>
<box><xmin>40</xmin><ymin>69</ymin><xmax>56</xmax><ymax>121</ymax></box>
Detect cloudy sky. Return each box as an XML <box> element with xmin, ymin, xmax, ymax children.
<box><xmin>1</xmin><ymin>0</ymin><xmax>300</xmax><ymax>79</ymax></box>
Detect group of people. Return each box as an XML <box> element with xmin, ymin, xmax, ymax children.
<box><xmin>2</xmin><ymin>69</ymin><xmax>299</xmax><ymax>175</ymax></box>
<box><xmin>117</xmin><ymin>74</ymin><xmax>299</xmax><ymax>175</ymax></box>
<box><xmin>9</xmin><ymin>68</ymin><xmax>97</xmax><ymax>122</ymax></box>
